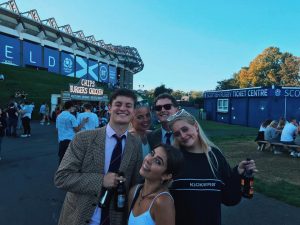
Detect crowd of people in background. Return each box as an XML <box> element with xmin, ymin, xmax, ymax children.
<box><xmin>256</xmin><ymin>116</ymin><xmax>300</xmax><ymax>157</ymax></box>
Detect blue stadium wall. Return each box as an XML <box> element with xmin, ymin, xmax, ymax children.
<box><xmin>0</xmin><ymin>33</ymin><xmax>117</xmax><ymax>85</ymax></box>
<box><xmin>203</xmin><ymin>86</ymin><xmax>300</xmax><ymax>128</ymax></box>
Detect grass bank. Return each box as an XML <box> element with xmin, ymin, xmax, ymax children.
<box><xmin>0</xmin><ymin>64</ymin><xmax>108</xmax><ymax>118</ymax></box>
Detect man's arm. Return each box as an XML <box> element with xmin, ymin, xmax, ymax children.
<box><xmin>54</xmin><ymin>132</ymin><xmax>103</xmax><ymax>195</ymax></box>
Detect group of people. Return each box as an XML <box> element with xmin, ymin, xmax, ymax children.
<box><xmin>0</xmin><ymin>101</ymin><xmax>35</xmax><ymax>138</ymax></box>
<box><xmin>0</xmin><ymin>100</ymin><xmax>36</xmax><ymax>160</ymax></box>
<box><xmin>54</xmin><ymin>88</ymin><xmax>256</xmax><ymax>225</ymax></box>
<box><xmin>257</xmin><ymin>117</ymin><xmax>300</xmax><ymax>157</ymax></box>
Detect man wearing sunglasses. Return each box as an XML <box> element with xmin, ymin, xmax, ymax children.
<box><xmin>148</xmin><ymin>93</ymin><xmax>179</xmax><ymax>149</ymax></box>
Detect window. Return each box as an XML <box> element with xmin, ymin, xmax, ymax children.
<box><xmin>217</xmin><ymin>99</ymin><xmax>229</xmax><ymax>113</ymax></box>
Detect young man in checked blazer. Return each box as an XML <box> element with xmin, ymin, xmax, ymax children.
<box><xmin>54</xmin><ymin>88</ymin><xmax>143</xmax><ymax>225</ymax></box>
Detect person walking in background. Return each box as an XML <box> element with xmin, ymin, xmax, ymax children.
<box><xmin>39</xmin><ymin>102</ymin><xmax>46</xmax><ymax>124</ymax></box>
<box><xmin>43</xmin><ymin>103</ymin><xmax>50</xmax><ymax>125</ymax></box>
<box><xmin>98</xmin><ymin>102</ymin><xmax>109</xmax><ymax>127</ymax></box>
<box><xmin>56</xmin><ymin>101</ymin><xmax>87</xmax><ymax>163</ymax></box>
<box><xmin>20</xmin><ymin>101</ymin><xmax>34</xmax><ymax>138</ymax></box>
<box><xmin>54</xmin><ymin>88</ymin><xmax>143</xmax><ymax>225</ymax></box>
<box><xmin>129</xmin><ymin>100</ymin><xmax>152</xmax><ymax>158</ymax></box>
<box><xmin>167</xmin><ymin>109</ymin><xmax>257</xmax><ymax>225</ymax></box>
<box><xmin>77</xmin><ymin>103</ymin><xmax>99</xmax><ymax>131</ymax></box>
<box><xmin>0</xmin><ymin>107</ymin><xmax>7</xmax><ymax>160</ymax></box>
<box><xmin>147</xmin><ymin>93</ymin><xmax>179</xmax><ymax>149</ymax></box>
<box><xmin>6</xmin><ymin>102</ymin><xmax>18</xmax><ymax>137</ymax></box>
<box><xmin>16</xmin><ymin>102</ymin><xmax>23</xmax><ymax>130</ymax></box>
<box><xmin>128</xmin><ymin>144</ymin><xmax>183</xmax><ymax>225</ymax></box>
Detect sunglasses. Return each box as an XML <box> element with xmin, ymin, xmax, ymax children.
<box><xmin>155</xmin><ymin>104</ymin><xmax>173</xmax><ymax>111</ymax></box>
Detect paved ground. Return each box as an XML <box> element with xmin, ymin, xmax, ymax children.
<box><xmin>0</xmin><ymin>121</ymin><xmax>299</xmax><ymax>225</ymax></box>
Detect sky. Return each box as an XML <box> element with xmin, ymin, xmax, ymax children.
<box><xmin>15</xmin><ymin>0</ymin><xmax>300</xmax><ymax>92</ymax></box>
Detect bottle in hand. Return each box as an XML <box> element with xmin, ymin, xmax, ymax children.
<box><xmin>114</xmin><ymin>172</ymin><xmax>126</xmax><ymax>211</ymax></box>
<box><xmin>241</xmin><ymin>158</ymin><xmax>254</xmax><ymax>199</ymax></box>
<box><xmin>99</xmin><ymin>187</ymin><xmax>112</xmax><ymax>208</ymax></box>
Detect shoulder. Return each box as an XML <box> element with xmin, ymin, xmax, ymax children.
<box><xmin>75</xmin><ymin>128</ymin><xmax>103</xmax><ymax>140</ymax></box>
<box><xmin>151</xmin><ymin>192</ymin><xmax>174</xmax><ymax>213</ymax></box>
<box><xmin>147</xmin><ymin>128</ymin><xmax>161</xmax><ymax>138</ymax></box>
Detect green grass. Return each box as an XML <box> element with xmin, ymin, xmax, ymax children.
<box><xmin>0</xmin><ymin>64</ymin><xmax>109</xmax><ymax>118</ymax></box>
<box><xmin>255</xmin><ymin>179</ymin><xmax>300</xmax><ymax>207</ymax></box>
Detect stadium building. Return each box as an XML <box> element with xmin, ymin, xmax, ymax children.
<box><xmin>0</xmin><ymin>0</ymin><xmax>144</xmax><ymax>91</ymax></box>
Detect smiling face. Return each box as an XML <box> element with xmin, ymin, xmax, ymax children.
<box><xmin>155</xmin><ymin>98</ymin><xmax>178</xmax><ymax>124</ymax></box>
<box><xmin>171</xmin><ymin>119</ymin><xmax>200</xmax><ymax>148</ymax></box>
<box><xmin>109</xmin><ymin>96</ymin><xmax>135</xmax><ymax>126</ymax></box>
<box><xmin>139</xmin><ymin>146</ymin><xmax>170</xmax><ymax>182</ymax></box>
<box><xmin>132</xmin><ymin>106</ymin><xmax>151</xmax><ymax>133</ymax></box>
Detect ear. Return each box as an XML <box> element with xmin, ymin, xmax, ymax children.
<box><xmin>162</xmin><ymin>173</ymin><xmax>173</xmax><ymax>183</ymax></box>
<box><xmin>194</xmin><ymin>123</ymin><xmax>199</xmax><ymax>132</ymax></box>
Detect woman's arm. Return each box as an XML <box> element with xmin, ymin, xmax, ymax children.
<box><xmin>151</xmin><ymin>194</ymin><xmax>175</xmax><ymax>225</ymax></box>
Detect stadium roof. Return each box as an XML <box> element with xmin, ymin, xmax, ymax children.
<box><xmin>0</xmin><ymin>0</ymin><xmax>144</xmax><ymax>74</ymax></box>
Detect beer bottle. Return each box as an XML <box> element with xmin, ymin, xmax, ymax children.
<box><xmin>98</xmin><ymin>187</ymin><xmax>112</xmax><ymax>208</ymax></box>
<box><xmin>241</xmin><ymin>158</ymin><xmax>254</xmax><ymax>199</ymax></box>
<box><xmin>115</xmin><ymin>172</ymin><xmax>126</xmax><ymax>211</ymax></box>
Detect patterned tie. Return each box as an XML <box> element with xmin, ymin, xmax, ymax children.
<box><xmin>100</xmin><ymin>134</ymin><xmax>125</xmax><ymax>225</ymax></box>
<box><xmin>165</xmin><ymin>132</ymin><xmax>172</xmax><ymax>145</ymax></box>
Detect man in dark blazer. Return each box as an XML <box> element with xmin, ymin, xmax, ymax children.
<box><xmin>54</xmin><ymin>88</ymin><xmax>143</xmax><ymax>225</ymax></box>
<box><xmin>147</xmin><ymin>93</ymin><xmax>179</xmax><ymax>149</ymax></box>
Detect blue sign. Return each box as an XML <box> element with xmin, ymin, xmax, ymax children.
<box><xmin>0</xmin><ymin>34</ymin><xmax>20</xmax><ymax>66</ymax></box>
<box><xmin>88</xmin><ymin>60</ymin><xmax>99</xmax><ymax>81</ymax></box>
<box><xmin>44</xmin><ymin>47</ymin><xmax>59</xmax><ymax>73</ymax></box>
<box><xmin>23</xmin><ymin>41</ymin><xmax>42</xmax><ymax>67</ymax></box>
<box><xmin>109</xmin><ymin>65</ymin><xmax>117</xmax><ymax>85</ymax></box>
<box><xmin>61</xmin><ymin>52</ymin><xmax>74</xmax><ymax>77</ymax></box>
<box><xmin>99</xmin><ymin>63</ymin><xmax>109</xmax><ymax>83</ymax></box>
<box><xmin>204</xmin><ymin>87</ymin><xmax>300</xmax><ymax>99</ymax></box>
<box><xmin>75</xmin><ymin>56</ymin><xmax>87</xmax><ymax>79</ymax></box>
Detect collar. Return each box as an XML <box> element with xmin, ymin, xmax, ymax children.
<box><xmin>106</xmin><ymin>123</ymin><xmax>128</xmax><ymax>138</ymax></box>
<box><xmin>161</xmin><ymin>127</ymin><xmax>172</xmax><ymax>137</ymax></box>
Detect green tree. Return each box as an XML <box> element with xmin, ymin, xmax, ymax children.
<box><xmin>217</xmin><ymin>47</ymin><xmax>300</xmax><ymax>89</ymax></box>
<box><xmin>216</xmin><ymin>74</ymin><xmax>239</xmax><ymax>90</ymax></box>
<box><xmin>189</xmin><ymin>91</ymin><xmax>203</xmax><ymax>99</ymax></box>
<box><xmin>236</xmin><ymin>47</ymin><xmax>300</xmax><ymax>87</ymax></box>
<box><xmin>172</xmin><ymin>90</ymin><xmax>186</xmax><ymax>100</ymax></box>
<box><xmin>153</xmin><ymin>84</ymin><xmax>173</xmax><ymax>97</ymax></box>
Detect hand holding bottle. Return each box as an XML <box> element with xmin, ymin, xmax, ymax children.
<box><xmin>99</xmin><ymin>172</ymin><xmax>126</xmax><ymax>208</ymax></box>
<box><xmin>239</xmin><ymin>158</ymin><xmax>257</xmax><ymax>199</ymax></box>
<box><xmin>237</xmin><ymin>158</ymin><xmax>257</xmax><ymax>175</ymax></box>
<box><xmin>103</xmin><ymin>172</ymin><xmax>126</xmax><ymax>189</ymax></box>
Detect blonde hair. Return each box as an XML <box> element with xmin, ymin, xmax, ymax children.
<box><xmin>167</xmin><ymin>110</ymin><xmax>220</xmax><ymax>178</ymax></box>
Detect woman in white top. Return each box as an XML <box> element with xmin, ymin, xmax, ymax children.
<box><xmin>130</xmin><ymin>101</ymin><xmax>152</xmax><ymax>158</ymax></box>
<box><xmin>128</xmin><ymin>144</ymin><xmax>183</xmax><ymax>225</ymax></box>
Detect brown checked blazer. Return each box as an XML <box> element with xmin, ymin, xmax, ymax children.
<box><xmin>54</xmin><ymin>126</ymin><xmax>143</xmax><ymax>225</ymax></box>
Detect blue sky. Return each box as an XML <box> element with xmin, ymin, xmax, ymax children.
<box><xmin>17</xmin><ymin>0</ymin><xmax>300</xmax><ymax>92</ymax></box>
